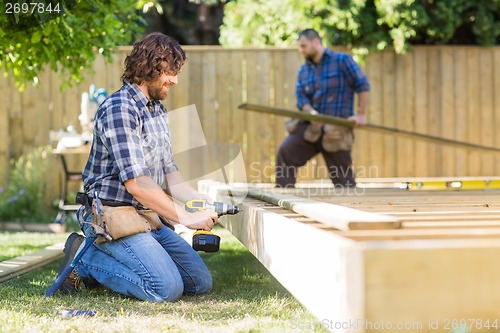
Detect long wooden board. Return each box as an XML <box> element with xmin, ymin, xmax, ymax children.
<box><xmin>239</xmin><ymin>103</ymin><xmax>500</xmax><ymax>154</ymax></box>
<box><xmin>0</xmin><ymin>243</ymin><xmax>64</xmax><ymax>283</ymax></box>
<box><xmin>247</xmin><ymin>188</ymin><xmax>400</xmax><ymax>230</ymax></box>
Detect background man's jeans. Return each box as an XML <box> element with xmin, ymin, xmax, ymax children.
<box><xmin>276</xmin><ymin>122</ymin><xmax>356</xmax><ymax>187</ymax></box>
<box><xmin>74</xmin><ymin>207</ymin><xmax>212</xmax><ymax>302</ymax></box>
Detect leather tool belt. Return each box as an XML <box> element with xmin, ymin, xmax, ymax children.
<box><xmin>76</xmin><ymin>192</ymin><xmax>175</xmax><ymax>242</ymax></box>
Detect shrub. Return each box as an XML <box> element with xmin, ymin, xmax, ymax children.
<box><xmin>0</xmin><ymin>146</ymin><xmax>54</xmax><ymax>223</ymax></box>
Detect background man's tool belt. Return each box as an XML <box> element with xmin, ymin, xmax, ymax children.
<box><xmin>321</xmin><ymin>124</ymin><xmax>354</xmax><ymax>152</ymax></box>
<box><xmin>303</xmin><ymin>123</ymin><xmax>323</xmax><ymax>143</ymax></box>
<box><xmin>285</xmin><ymin>118</ymin><xmax>301</xmax><ymax>134</ymax></box>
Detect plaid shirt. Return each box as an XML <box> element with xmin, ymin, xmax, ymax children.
<box><xmin>82</xmin><ymin>82</ymin><xmax>178</xmax><ymax>207</ymax></box>
<box><xmin>296</xmin><ymin>48</ymin><xmax>370</xmax><ymax>118</ymax></box>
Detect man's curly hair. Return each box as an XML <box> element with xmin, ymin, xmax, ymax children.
<box><xmin>122</xmin><ymin>32</ymin><xmax>187</xmax><ymax>85</ymax></box>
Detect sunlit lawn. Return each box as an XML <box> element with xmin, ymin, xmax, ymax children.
<box><xmin>0</xmin><ymin>227</ymin><xmax>327</xmax><ymax>333</ymax></box>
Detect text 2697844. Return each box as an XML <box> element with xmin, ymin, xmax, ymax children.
<box><xmin>5</xmin><ymin>2</ymin><xmax>61</xmax><ymax>15</ymax></box>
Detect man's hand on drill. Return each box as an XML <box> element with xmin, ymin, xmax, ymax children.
<box><xmin>180</xmin><ymin>210</ymin><xmax>218</xmax><ymax>230</ymax></box>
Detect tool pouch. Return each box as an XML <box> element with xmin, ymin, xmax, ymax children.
<box><xmin>91</xmin><ymin>200</ymin><xmax>165</xmax><ymax>242</ymax></box>
<box><xmin>321</xmin><ymin>124</ymin><xmax>354</xmax><ymax>152</ymax></box>
<box><xmin>285</xmin><ymin>118</ymin><xmax>301</xmax><ymax>134</ymax></box>
<box><xmin>303</xmin><ymin>123</ymin><xmax>323</xmax><ymax>143</ymax></box>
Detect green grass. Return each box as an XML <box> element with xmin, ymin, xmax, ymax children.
<box><xmin>0</xmin><ymin>227</ymin><xmax>328</xmax><ymax>333</ymax></box>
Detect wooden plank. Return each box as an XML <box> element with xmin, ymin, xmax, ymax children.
<box><xmin>284</xmin><ymin>50</ymin><xmax>300</xmax><ymax>108</ymax></box>
<box><xmin>382</xmin><ymin>50</ymin><xmax>397</xmax><ymax>177</ymax></box>
<box><xmin>495</xmin><ymin>48</ymin><xmax>500</xmax><ymax>176</ymax></box>
<box><xmin>212</xmin><ymin>49</ymin><xmax>240</xmax><ymax>183</ymax></box>
<box><xmin>426</xmin><ymin>48</ymin><xmax>441</xmax><ymax>176</ymax></box>
<box><xmin>364</xmin><ymin>52</ymin><xmax>384</xmax><ymax>179</ymax></box>
<box><xmin>365</xmin><ymin>245</ymin><xmax>500</xmax><ymax>331</ymax></box>
<box><xmin>78</xmin><ymin>56</ymin><xmax>97</xmax><ymax>136</ymax></box>
<box><xmin>272</xmin><ymin>50</ymin><xmax>287</xmax><ymax>184</ymax></box>
<box><xmin>37</xmin><ymin>71</ymin><xmax>52</xmax><ymax>147</ymax></box>
<box><xmin>106</xmin><ymin>52</ymin><xmax>123</xmax><ymax>93</ymax></box>
<box><xmin>341</xmin><ymin>227</ymin><xmax>500</xmax><ymax>241</ymax></box>
<box><xmin>258</xmin><ymin>51</ymin><xmax>273</xmax><ymax>182</ymax></box>
<box><xmin>413</xmin><ymin>48</ymin><xmax>428</xmax><ymax>177</ymax></box>
<box><xmin>92</xmin><ymin>54</ymin><xmax>107</xmax><ymax>104</ymax></box>
<box><xmin>479</xmin><ymin>48</ymin><xmax>495</xmax><ymax>176</ymax></box>
<box><xmin>229</xmin><ymin>51</ymin><xmax>244</xmax><ymax>149</ymax></box>
<box><xmin>247</xmin><ymin>188</ymin><xmax>401</xmax><ymax>230</ymax></box>
<box><xmin>21</xmin><ymin>83</ymin><xmax>37</xmax><ymax>152</ymax></box>
<box><xmin>397</xmin><ymin>213</ymin><xmax>500</xmax><ymax>222</ymax></box>
<box><xmin>353</xmin><ymin>52</ymin><xmax>370</xmax><ymax>179</ymax></box>
<box><xmin>440</xmin><ymin>48</ymin><xmax>455</xmax><ymax>176</ymax></box>
<box><xmin>172</xmin><ymin>51</ymin><xmax>190</xmax><ymax>109</ymax></box>
<box><xmin>240</xmin><ymin>104</ymin><xmax>356</xmax><ymax>126</ymax></box>
<box><xmin>50</xmin><ymin>71</ymin><xmax>65</xmax><ymax>133</ymax></box>
<box><xmin>201</xmin><ymin>51</ymin><xmax>217</xmax><ymax>143</ymax></box>
<box><xmin>245</xmin><ymin>51</ymin><xmax>264</xmax><ymax>182</ymax></box>
<box><xmin>184</xmin><ymin>51</ymin><xmax>206</xmax><ymax>176</ymax></box>
<box><xmin>168</xmin><ymin>49</ymin><xmax>195</xmax><ymax>181</ymax></box>
<box><xmin>454</xmin><ymin>48</ymin><xmax>468</xmax><ymax>176</ymax></box>
<box><xmin>188</xmin><ymin>51</ymin><xmax>204</xmax><ymax>130</ymax></box>
<box><xmin>467</xmin><ymin>48</ymin><xmax>481</xmax><ymax>175</ymax></box>
<box><xmin>63</xmin><ymin>79</ymin><xmax>86</xmax><ymax>192</ymax></box>
<box><xmin>0</xmin><ymin>243</ymin><xmax>64</xmax><ymax>283</ymax></box>
<box><xmin>402</xmin><ymin>221</ymin><xmax>500</xmax><ymax>229</ymax></box>
<box><xmin>396</xmin><ymin>52</ymin><xmax>415</xmax><ymax>177</ymax></box>
<box><xmin>46</xmin><ymin>70</ymin><xmax>60</xmax><ymax>202</ymax></box>
<box><xmin>215</xmin><ymin>50</ymin><xmax>231</xmax><ymax>145</ymax></box>
<box><xmin>239</xmin><ymin>103</ymin><xmax>500</xmax><ymax>154</ymax></box>
<box><xmin>10</xmin><ymin>76</ymin><xmax>23</xmax><ymax>158</ymax></box>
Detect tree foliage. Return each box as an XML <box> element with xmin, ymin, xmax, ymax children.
<box><xmin>139</xmin><ymin>0</ymin><xmax>227</xmax><ymax>45</ymax></box>
<box><xmin>0</xmin><ymin>0</ymin><xmax>145</xmax><ymax>90</ymax></box>
<box><xmin>220</xmin><ymin>0</ymin><xmax>499</xmax><ymax>58</ymax></box>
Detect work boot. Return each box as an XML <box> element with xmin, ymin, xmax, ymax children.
<box><xmin>57</xmin><ymin>232</ymin><xmax>84</xmax><ymax>295</ymax></box>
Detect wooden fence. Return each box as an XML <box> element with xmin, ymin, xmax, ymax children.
<box><xmin>0</xmin><ymin>46</ymin><xmax>499</xmax><ymax>201</ymax></box>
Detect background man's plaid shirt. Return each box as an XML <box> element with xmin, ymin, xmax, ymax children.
<box><xmin>296</xmin><ymin>48</ymin><xmax>371</xmax><ymax>118</ymax></box>
<box><xmin>82</xmin><ymin>82</ymin><xmax>178</xmax><ymax>207</ymax></box>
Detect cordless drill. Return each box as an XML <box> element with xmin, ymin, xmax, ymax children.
<box><xmin>185</xmin><ymin>199</ymin><xmax>241</xmax><ymax>253</ymax></box>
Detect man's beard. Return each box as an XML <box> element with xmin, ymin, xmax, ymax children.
<box><xmin>304</xmin><ymin>49</ymin><xmax>318</xmax><ymax>62</ymax></box>
<box><xmin>147</xmin><ymin>83</ymin><xmax>168</xmax><ymax>101</ymax></box>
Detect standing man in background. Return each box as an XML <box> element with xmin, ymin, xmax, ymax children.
<box><xmin>276</xmin><ymin>28</ymin><xmax>370</xmax><ymax>188</ymax></box>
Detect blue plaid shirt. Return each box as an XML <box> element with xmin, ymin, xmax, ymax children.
<box><xmin>296</xmin><ymin>49</ymin><xmax>370</xmax><ymax>118</ymax></box>
<box><xmin>82</xmin><ymin>82</ymin><xmax>178</xmax><ymax>207</ymax></box>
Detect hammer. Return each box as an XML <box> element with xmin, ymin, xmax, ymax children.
<box><xmin>46</xmin><ymin>197</ymin><xmax>112</xmax><ymax>297</ymax></box>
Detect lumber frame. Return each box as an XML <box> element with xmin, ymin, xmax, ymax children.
<box><xmin>246</xmin><ymin>188</ymin><xmax>401</xmax><ymax>230</ymax></box>
<box><xmin>200</xmin><ymin>181</ymin><xmax>500</xmax><ymax>333</ymax></box>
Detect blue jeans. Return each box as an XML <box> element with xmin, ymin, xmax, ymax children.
<box><xmin>74</xmin><ymin>207</ymin><xmax>212</xmax><ymax>302</ymax></box>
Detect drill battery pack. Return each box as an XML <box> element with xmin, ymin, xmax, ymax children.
<box><xmin>192</xmin><ymin>230</ymin><xmax>220</xmax><ymax>253</ymax></box>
